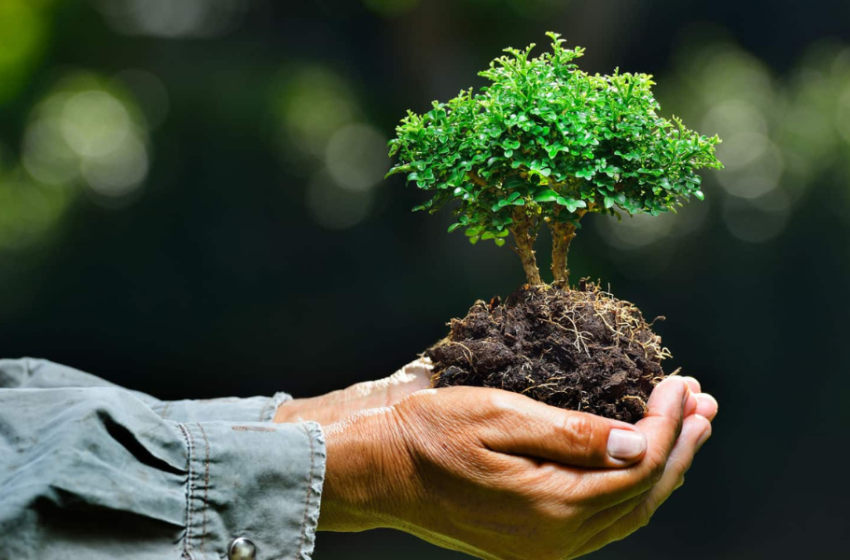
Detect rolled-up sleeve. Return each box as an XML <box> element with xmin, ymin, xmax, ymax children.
<box><xmin>0</xmin><ymin>360</ymin><xmax>326</xmax><ymax>560</ymax></box>
<box><xmin>0</xmin><ymin>358</ymin><xmax>293</xmax><ymax>423</ymax></box>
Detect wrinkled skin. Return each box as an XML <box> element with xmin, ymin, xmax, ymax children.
<box><xmin>275</xmin><ymin>360</ymin><xmax>718</xmax><ymax>560</ymax></box>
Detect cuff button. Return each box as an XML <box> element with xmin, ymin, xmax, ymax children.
<box><xmin>228</xmin><ymin>537</ymin><xmax>257</xmax><ymax>560</ymax></box>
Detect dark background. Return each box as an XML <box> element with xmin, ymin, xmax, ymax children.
<box><xmin>2</xmin><ymin>1</ymin><xmax>849</xmax><ymax>558</ymax></box>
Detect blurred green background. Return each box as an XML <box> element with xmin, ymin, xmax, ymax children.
<box><xmin>2</xmin><ymin>0</ymin><xmax>849</xmax><ymax>558</ymax></box>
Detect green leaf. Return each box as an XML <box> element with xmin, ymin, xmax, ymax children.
<box><xmin>465</xmin><ymin>226</ymin><xmax>482</xmax><ymax>237</ymax></box>
<box><xmin>448</xmin><ymin>222</ymin><xmax>463</xmax><ymax>233</ymax></box>
<box><xmin>385</xmin><ymin>165</ymin><xmax>411</xmax><ymax>179</ymax></box>
<box><xmin>469</xmin><ymin>236</ymin><xmax>480</xmax><ymax>245</ymax></box>
<box><xmin>493</xmin><ymin>191</ymin><xmax>522</xmax><ymax>211</ymax></box>
<box><xmin>494</xmin><ymin>238</ymin><xmax>506</xmax><ymax>247</ymax></box>
<box><xmin>556</xmin><ymin>196</ymin><xmax>586</xmax><ymax>213</ymax></box>
<box><xmin>502</xmin><ymin>176</ymin><xmax>527</xmax><ymax>190</ymax></box>
<box><xmin>534</xmin><ymin>189</ymin><xmax>559</xmax><ymax>202</ymax></box>
<box><xmin>575</xmin><ymin>167</ymin><xmax>595</xmax><ymax>179</ymax></box>
<box><xmin>694</xmin><ymin>190</ymin><xmax>705</xmax><ymax>201</ymax></box>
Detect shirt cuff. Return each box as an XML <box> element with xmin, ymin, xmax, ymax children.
<box><xmin>179</xmin><ymin>420</ymin><xmax>326</xmax><ymax>560</ymax></box>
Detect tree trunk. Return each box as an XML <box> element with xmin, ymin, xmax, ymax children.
<box><xmin>509</xmin><ymin>208</ymin><xmax>543</xmax><ymax>286</ymax></box>
<box><xmin>550</xmin><ymin>221</ymin><xmax>577</xmax><ymax>287</ymax></box>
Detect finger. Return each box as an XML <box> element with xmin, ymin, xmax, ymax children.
<box><xmin>683</xmin><ymin>389</ymin><xmax>699</xmax><ymax>418</ymax></box>
<box><xmin>681</xmin><ymin>376</ymin><xmax>701</xmax><ymax>394</ymax></box>
<box><xmin>572</xmin><ymin>414</ymin><xmax>712</xmax><ymax>557</ymax></box>
<box><xmin>574</xmin><ymin>377</ymin><xmax>691</xmax><ymax>506</ymax></box>
<box><xmin>695</xmin><ymin>393</ymin><xmax>718</xmax><ymax>421</ymax></box>
<box><xmin>480</xmin><ymin>390</ymin><xmax>648</xmax><ymax>468</ymax></box>
<box><xmin>578</xmin><ymin>413</ymin><xmax>710</xmax><ymax>535</ymax></box>
<box><xmin>377</xmin><ymin>359</ymin><xmax>435</xmax><ymax>405</ymax></box>
<box><xmin>277</xmin><ymin>360</ymin><xmax>434</xmax><ymax>425</ymax></box>
<box><xmin>345</xmin><ymin>359</ymin><xmax>434</xmax><ymax>406</ymax></box>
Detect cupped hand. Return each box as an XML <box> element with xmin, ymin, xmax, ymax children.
<box><xmin>273</xmin><ymin>359</ymin><xmax>433</xmax><ymax>424</ymax></box>
<box><xmin>319</xmin><ymin>375</ymin><xmax>717</xmax><ymax>560</ymax></box>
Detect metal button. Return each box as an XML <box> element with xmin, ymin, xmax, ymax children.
<box><xmin>228</xmin><ymin>537</ymin><xmax>257</xmax><ymax>560</ymax></box>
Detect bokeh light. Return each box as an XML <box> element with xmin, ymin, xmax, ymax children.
<box><xmin>325</xmin><ymin>124</ymin><xmax>388</xmax><ymax>192</ymax></box>
<box><xmin>596</xmin><ymin>198</ymin><xmax>711</xmax><ymax>251</ymax></box>
<box><xmin>273</xmin><ymin>67</ymin><xmax>361</xmax><ymax>161</ymax></box>
<box><xmin>22</xmin><ymin>73</ymin><xmax>151</xmax><ymax>200</ymax></box>
<box><xmin>0</xmin><ymin>70</ymin><xmax>154</xmax><ymax>251</ymax></box>
<box><xmin>271</xmin><ymin>66</ymin><xmax>389</xmax><ymax>229</ymax></box>
<box><xmin>92</xmin><ymin>0</ymin><xmax>246</xmax><ymax>38</ymax></box>
<box><xmin>306</xmin><ymin>170</ymin><xmax>374</xmax><ymax>230</ymax></box>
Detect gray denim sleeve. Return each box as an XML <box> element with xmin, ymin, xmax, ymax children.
<box><xmin>0</xmin><ymin>361</ymin><xmax>326</xmax><ymax>560</ymax></box>
<box><xmin>0</xmin><ymin>358</ymin><xmax>293</xmax><ymax>422</ymax></box>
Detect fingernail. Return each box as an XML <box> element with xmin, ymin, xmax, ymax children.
<box><xmin>607</xmin><ymin>429</ymin><xmax>647</xmax><ymax>460</ymax></box>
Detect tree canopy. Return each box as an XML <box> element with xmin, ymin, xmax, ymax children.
<box><xmin>388</xmin><ymin>32</ymin><xmax>722</xmax><ymax>285</ymax></box>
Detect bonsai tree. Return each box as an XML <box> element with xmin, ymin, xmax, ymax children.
<box><xmin>388</xmin><ymin>32</ymin><xmax>721</xmax><ymax>287</ymax></box>
<box><xmin>388</xmin><ymin>34</ymin><xmax>722</xmax><ymax>423</ymax></box>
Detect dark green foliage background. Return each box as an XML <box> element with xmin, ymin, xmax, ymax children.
<box><xmin>1</xmin><ymin>2</ymin><xmax>849</xmax><ymax>559</ymax></box>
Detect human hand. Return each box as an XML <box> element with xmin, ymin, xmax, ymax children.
<box><xmin>319</xmin><ymin>376</ymin><xmax>716</xmax><ymax>560</ymax></box>
<box><xmin>272</xmin><ymin>359</ymin><xmax>433</xmax><ymax>425</ymax></box>
<box><xmin>569</xmin><ymin>375</ymin><xmax>717</xmax><ymax>557</ymax></box>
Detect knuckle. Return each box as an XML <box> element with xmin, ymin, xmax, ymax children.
<box><xmin>560</xmin><ymin>415</ymin><xmax>596</xmax><ymax>456</ymax></box>
<box><xmin>485</xmin><ymin>389</ymin><xmax>510</xmax><ymax>411</ymax></box>
<box><xmin>635</xmin><ymin>453</ymin><xmax>666</xmax><ymax>488</ymax></box>
<box><xmin>650</xmin><ymin>459</ymin><xmax>667</xmax><ymax>485</ymax></box>
<box><xmin>482</xmin><ymin>389</ymin><xmax>524</xmax><ymax>423</ymax></box>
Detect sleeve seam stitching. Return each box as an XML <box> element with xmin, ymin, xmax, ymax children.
<box><xmin>297</xmin><ymin>423</ymin><xmax>317</xmax><ymax>557</ymax></box>
<box><xmin>177</xmin><ymin>423</ymin><xmax>196</xmax><ymax>560</ymax></box>
<box><xmin>196</xmin><ymin>422</ymin><xmax>212</xmax><ymax>556</ymax></box>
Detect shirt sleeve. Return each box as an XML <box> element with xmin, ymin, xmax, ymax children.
<box><xmin>0</xmin><ymin>362</ymin><xmax>326</xmax><ymax>560</ymax></box>
<box><xmin>0</xmin><ymin>358</ymin><xmax>293</xmax><ymax>422</ymax></box>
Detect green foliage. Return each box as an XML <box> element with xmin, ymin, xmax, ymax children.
<box><xmin>387</xmin><ymin>32</ymin><xmax>723</xmax><ymax>246</ymax></box>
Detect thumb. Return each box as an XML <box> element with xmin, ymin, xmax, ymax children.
<box><xmin>481</xmin><ymin>391</ymin><xmax>647</xmax><ymax>468</ymax></box>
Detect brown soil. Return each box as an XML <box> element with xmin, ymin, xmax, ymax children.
<box><xmin>427</xmin><ymin>280</ymin><xmax>672</xmax><ymax>423</ymax></box>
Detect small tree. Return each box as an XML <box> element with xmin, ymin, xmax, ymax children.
<box><xmin>387</xmin><ymin>33</ymin><xmax>722</xmax><ymax>286</ymax></box>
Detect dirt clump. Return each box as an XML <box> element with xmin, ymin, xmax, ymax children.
<box><xmin>427</xmin><ymin>280</ymin><xmax>671</xmax><ymax>423</ymax></box>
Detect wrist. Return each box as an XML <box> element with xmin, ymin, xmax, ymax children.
<box><xmin>319</xmin><ymin>408</ymin><xmax>414</xmax><ymax>532</ymax></box>
<box><xmin>273</xmin><ymin>397</ymin><xmax>313</xmax><ymax>423</ymax></box>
